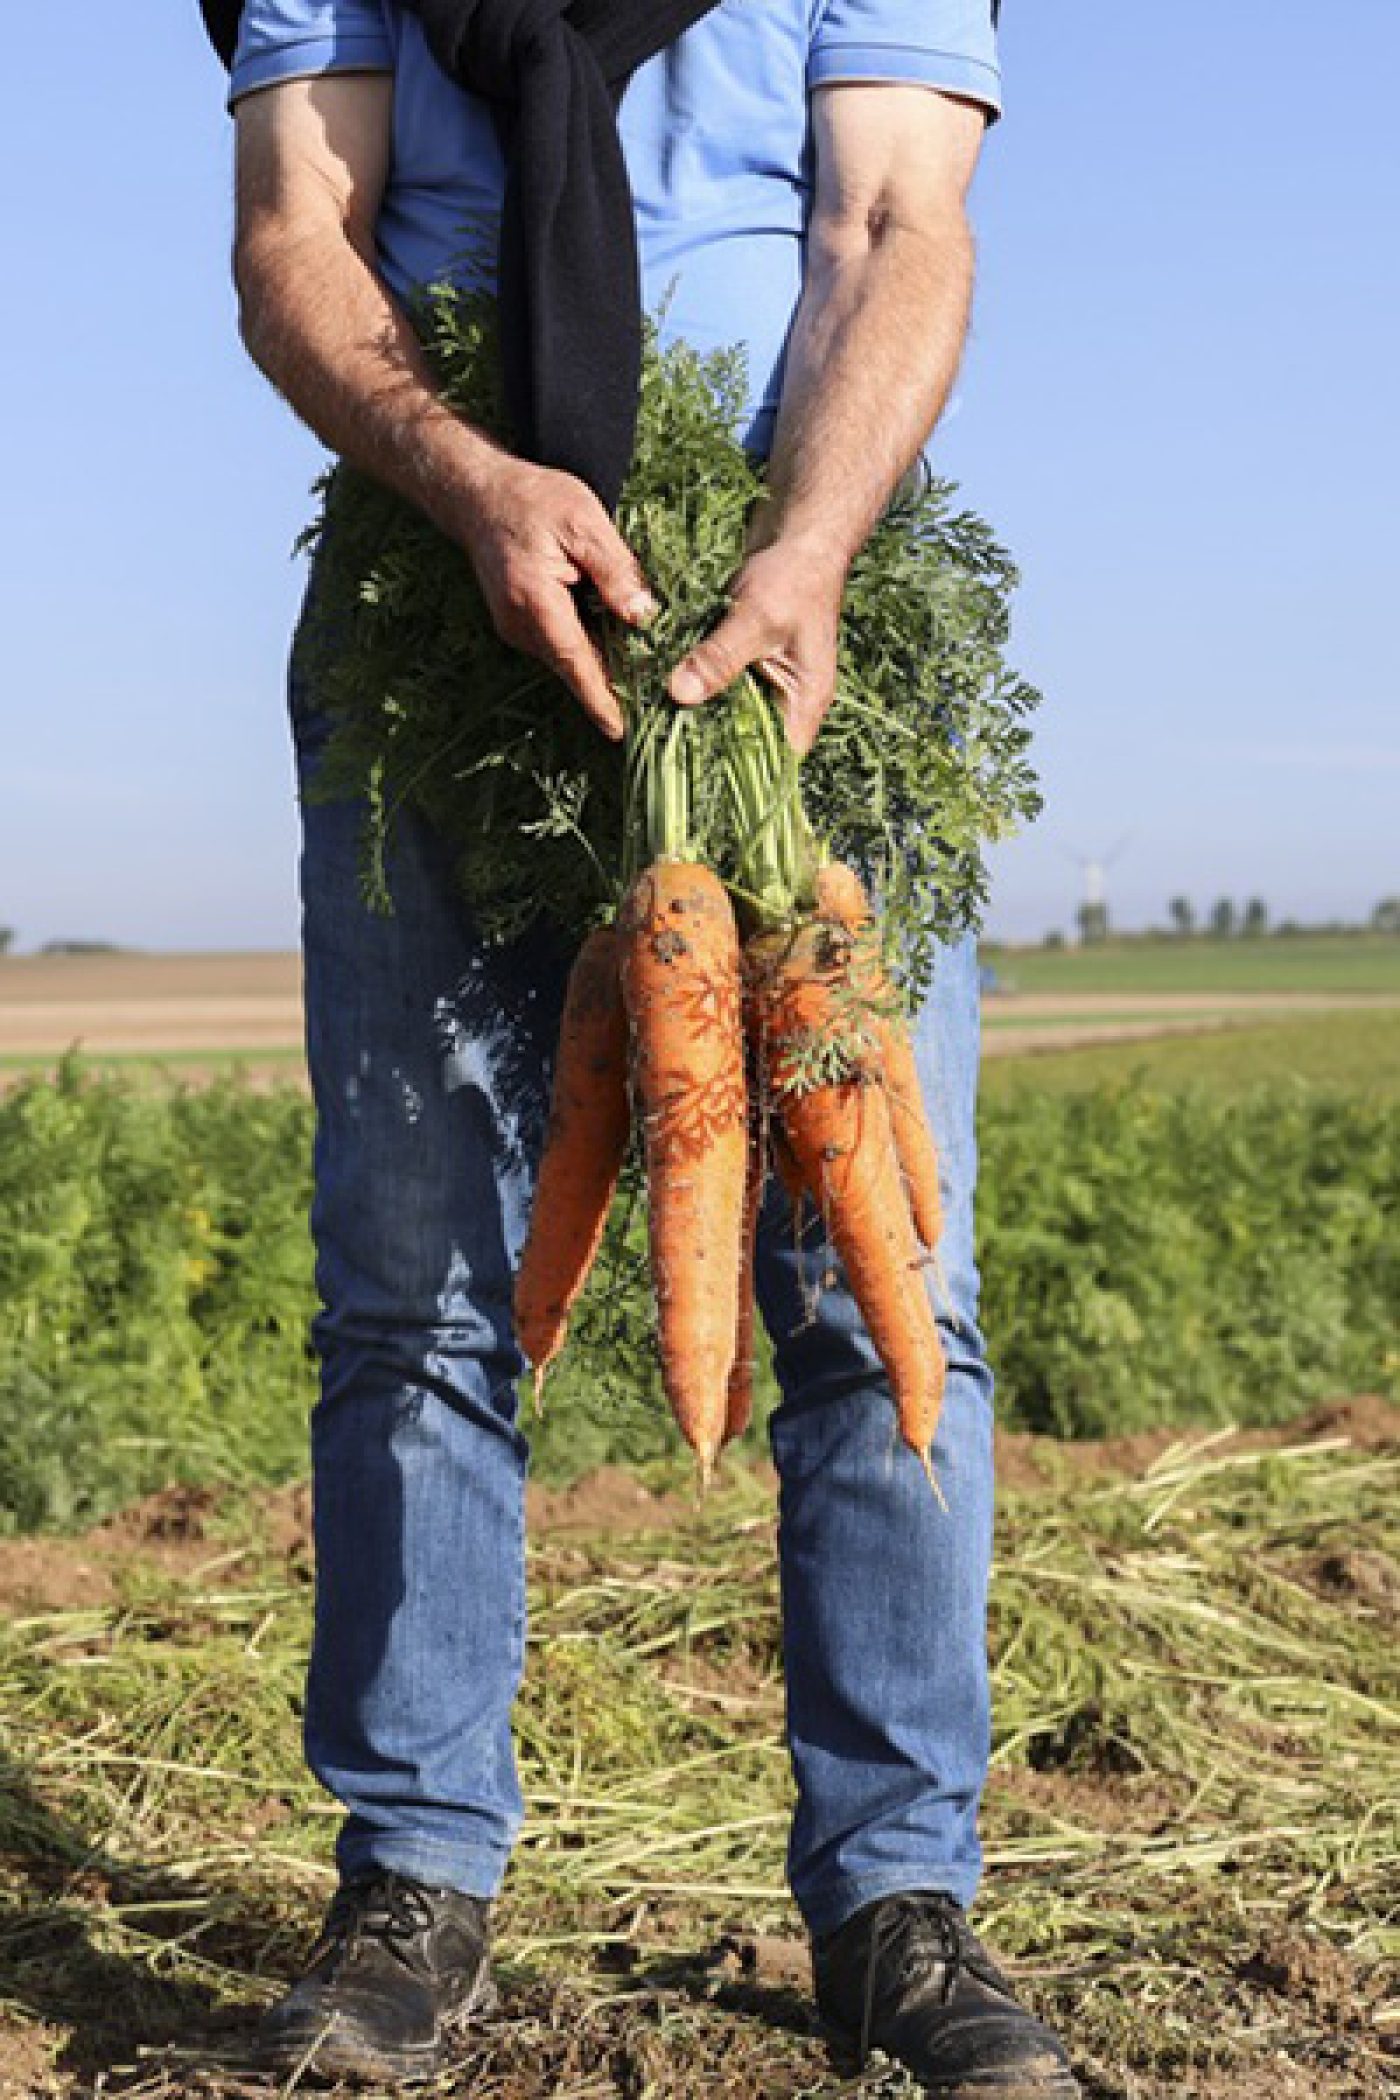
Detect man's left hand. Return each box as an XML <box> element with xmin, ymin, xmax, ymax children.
<box><xmin>666</xmin><ymin>538</ymin><xmax>845</xmax><ymax>756</ymax></box>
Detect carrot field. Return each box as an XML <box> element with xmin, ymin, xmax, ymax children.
<box><xmin>2</xmin><ymin>1060</ymin><xmax>1397</xmax><ymax>1530</ymax></box>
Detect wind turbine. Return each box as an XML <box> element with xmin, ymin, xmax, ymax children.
<box><xmin>1061</xmin><ymin>834</ymin><xmax>1131</xmax><ymax>939</ymax></box>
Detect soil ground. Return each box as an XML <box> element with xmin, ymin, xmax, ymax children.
<box><xmin>2</xmin><ymin>1401</ymin><xmax>1396</xmax><ymax>2099</ymax></box>
<box><xmin>3</xmin><ymin>1395</ymin><xmax>1396</xmax><ymax>1619</ymax></box>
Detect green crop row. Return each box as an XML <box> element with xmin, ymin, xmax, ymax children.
<box><xmin>979</xmin><ymin>1086</ymin><xmax>1400</xmax><ymax>1436</ymax></box>
<box><xmin>1</xmin><ymin>1064</ymin><xmax>1396</xmax><ymax>1531</ymax></box>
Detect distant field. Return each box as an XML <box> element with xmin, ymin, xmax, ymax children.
<box><xmin>0</xmin><ymin>951</ymin><xmax>301</xmax><ymax>1061</ymax></box>
<box><xmin>4</xmin><ymin>941</ymin><xmax>1400</xmax><ymax>1078</ymax></box>
<box><xmin>12</xmin><ymin>1010</ymin><xmax>1396</xmax><ymax>1099</ymax></box>
<box><xmin>984</xmin><ymin>932</ymin><xmax>1400</xmax><ymax>996</ymax></box>
<box><xmin>983</xmin><ymin>1005</ymin><xmax>1400</xmax><ymax>1098</ymax></box>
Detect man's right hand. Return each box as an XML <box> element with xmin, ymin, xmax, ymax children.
<box><xmin>457</xmin><ymin>460</ymin><xmax>657</xmax><ymax>741</ymax></box>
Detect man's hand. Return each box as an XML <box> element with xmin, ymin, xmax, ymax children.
<box><xmin>668</xmin><ymin>538</ymin><xmax>845</xmax><ymax>756</ymax></box>
<box><xmin>462</xmin><ymin>460</ymin><xmax>656</xmax><ymax>740</ymax></box>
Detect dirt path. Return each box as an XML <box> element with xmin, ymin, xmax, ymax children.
<box><xmin>980</xmin><ymin>990</ymin><xmax>1400</xmax><ymax>1057</ymax></box>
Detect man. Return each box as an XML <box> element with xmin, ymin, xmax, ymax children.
<box><xmin>224</xmin><ymin>0</ymin><xmax>1078</xmax><ymax>2090</ymax></box>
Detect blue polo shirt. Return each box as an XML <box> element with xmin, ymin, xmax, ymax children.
<box><xmin>231</xmin><ymin>0</ymin><xmax>1001</xmax><ymax>452</ymax></box>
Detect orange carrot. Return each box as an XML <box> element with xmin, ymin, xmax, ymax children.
<box><xmin>752</xmin><ymin>918</ymin><xmax>947</xmax><ymax>1472</ymax></box>
<box><xmin>815</xmin><ymin>861</ymin><xmax>945</xmax><ymax>1255</ymax></box>
<box><xmin>619</xmin><ymin>861</ymin><xmax>748</xmax><ymax>1482</ymax></box>
<box><xmin>514</xmin><ymin>928</ymin><xmax>631</xmax><ymax>1395</ymax></box>
<box><xmin>723</xmin><ymin>1115</ymin><xmax>766</xmax><ymax>1448</ymax></box>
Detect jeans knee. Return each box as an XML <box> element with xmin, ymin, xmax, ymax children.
<box><xmin>312</xmin><ymin>1308</ymin><xmax>527</xmax><ymax>1453</ymax></box>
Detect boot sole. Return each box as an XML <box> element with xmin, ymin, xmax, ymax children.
<box><xmin>253</xmin><ymin>1968</ymin><xmax>499</xmax><ymax>2086</ymax></box>
<box><xmin>824</xmin><ymin>2027</ymin><xmax>1081</xmax><ymax>2098</ymax></box>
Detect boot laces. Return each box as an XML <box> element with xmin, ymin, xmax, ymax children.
<box><xmin>311</xmin><ymin>1872</ymin><xmax>439</xmax><ymax>1978</ymax></box>
<box><xmin>858</xmin><ymin>1892</ymin><xmax>966</xmax><ymax>2068</ymax></box>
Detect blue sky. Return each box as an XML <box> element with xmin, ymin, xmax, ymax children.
<box><xmin>2</xmin><ymin>2</ymin><xmax>1396</xmax><ymax>951</ymax></box>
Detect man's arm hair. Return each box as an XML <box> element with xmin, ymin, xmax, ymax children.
<box><xmin>233</xmin><ymin>77</ymin><xmax>653</xmax><ymax>737</ymax></box>
<box><xmin>668</xmin><ymin>86</ymin><xmax>986</xmax><ymax>748</ymax></box>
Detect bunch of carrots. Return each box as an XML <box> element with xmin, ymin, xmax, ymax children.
<box><xmin>515</xmin><ymin>676</ymin><xmax>949</xmax><ymax>1490</ymax></box>
<box><xmin>296</xmin><ymin>300</ymin><xmax>1038</xmax><ymax>1483</ymax></box>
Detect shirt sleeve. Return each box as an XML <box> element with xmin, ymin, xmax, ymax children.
<box><xmin>808</xmin><ymin>0</ymin><xmax>1001</xmax><ymax>121</ymax></box>
<box><xmin>228</xmin><ymin>0</ymin><xmax>393</xmax><ymax>108</ymax></box>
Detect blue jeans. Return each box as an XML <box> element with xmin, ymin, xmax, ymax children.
<box><xmin>292</xmin><ymin>658</ymin><xmax>995</xmax><ymax>1939</ymax></box>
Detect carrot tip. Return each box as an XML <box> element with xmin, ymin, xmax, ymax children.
<box><xmin>921</xmin><ymin>1449</ymin><xmax>950</xmax><ymax>1513</ymax></box>
<box><xmin>530</xmin><ymin>1365</ymin><xmax>550</xmax><ymax>1418</ymax></box>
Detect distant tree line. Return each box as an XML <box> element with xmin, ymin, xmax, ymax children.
<box><xmin>1059</xmin><ymin>897</ymin><xmax>1400</xmax><ymax>949</ymax></box>
<box><xmin>1167</xmin><ymin>896</ymin><xmax>1270</xmax><ymax>939</ymax></box>
<box><xmin>0</xmin><ymin>934</ymin><xmax>130</xmax><ymax>959</ymax></box>
<box><xmin>1164</xmin><ymin>897</ymin><xmax>1400</xmax><ymax>940</ymax></box>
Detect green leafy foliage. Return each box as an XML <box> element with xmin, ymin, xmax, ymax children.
<box><xmin>0</xmin><ymin>1064</ymin><xmax>316</xmax><ymax>1532</ymax></box>
<box><xmin>979</xmin><ymin>1084</ymin><xmax>1400</xmax><ymax>1435</ymax></box>
<box><xmin>2</xmin><ymin>1067</ymin><xmax>1395</xmax><ymax>1531</ymax></box>
<box><xmin>297</xmin><ymin>288</ymin><xmax>1040</xmax><ymax>989</ymax></box>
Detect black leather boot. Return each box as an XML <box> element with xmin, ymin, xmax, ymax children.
<box><xmin>253</xmin><ymin>1870</ymin><xmax>496</xmax><ymax>2085</ymax></box>
<box><xmin>813</xmin><ymin>1890</ymin><xmax>1079</xmax><ymax>2096</ymax></box>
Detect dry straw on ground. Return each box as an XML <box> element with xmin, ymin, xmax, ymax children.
<box><xmin>0</xmin><ymin>1420</ymin><xmax>1396</xmax><ymax>2097</ymax></box>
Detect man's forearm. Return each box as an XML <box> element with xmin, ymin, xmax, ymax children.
<box><xmin>754</xmin><ymin>201</ymin><xmax>975</xmax><ymax>566</ymax></box>
<box><xmin>235</xmin><ymin>222</ymin><xmax>504</xmax><ymax>545</ymax></box>
<box><xmin>664</xmin><ymin>154</ymin><xmax>979</xmax><ymax>746</ymax></box>
<box><xmin>234</xmin><ymin>193</ymin><xmax>653</xmax><ymax>735</ymax></box>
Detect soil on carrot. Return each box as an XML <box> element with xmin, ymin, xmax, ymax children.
<box><xmin>2</xmin><ymin>1406</ymin><xmax>1396</xmax><ymax>2099</ymax></box>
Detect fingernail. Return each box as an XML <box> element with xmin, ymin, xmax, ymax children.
<box><xmin>670</xmin><ymin>667</ymin><xmax>704</xmax><ymax>707</ymax></box>
<box><xmin>626</xmin><ymin>591</ymin><xmax>660</xmax><ymax>627</ymax></box>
